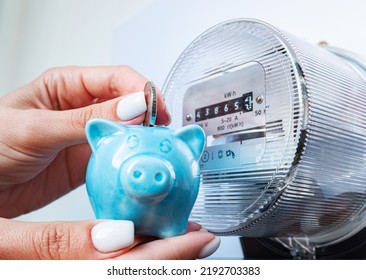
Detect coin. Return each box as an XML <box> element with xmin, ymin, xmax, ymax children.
<box><xmin>143</xmin><ymin>81</ymin><xmax>157</xmax><ymax>127</ymax></box>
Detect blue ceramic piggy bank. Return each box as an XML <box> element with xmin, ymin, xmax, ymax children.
<box><xmin>85</xmin><ymin>118</ymin><xmax>205</xmax><ymax>238</ymax></box>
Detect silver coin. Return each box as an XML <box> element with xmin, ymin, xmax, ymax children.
<box><xmin>143</xmin><ymin>81</ymin><xmax>157</xmax><ymax>127</ymax></box>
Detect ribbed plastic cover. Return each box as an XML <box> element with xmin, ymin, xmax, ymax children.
<box><xmin>163</xmin><ymin>19</ymin><xmax>366</xmax><ymax>246</ymax></box>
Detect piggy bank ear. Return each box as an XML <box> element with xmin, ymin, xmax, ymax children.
<box><xmin>174</xmin><ymin>124</ymin><xmax>206</xmax><ymax>160</ymax></box>
<box><xmin>85</xmin><ymin>118</ymin><xmax>125</xmax><ymax>152</ymax></box>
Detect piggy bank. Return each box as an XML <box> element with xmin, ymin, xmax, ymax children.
<box><xmin>85</xmin><ymin>118</ymin><xmax>205</xmax><ymax>238</ymax></box>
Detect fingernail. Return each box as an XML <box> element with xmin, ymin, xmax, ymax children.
<box><xmin>91</xmin><ymin>220</ymin><xmax>134</xmax><ymax>253</ymax></box>
<box><xmin>198</xmin><ymin>236</ymin><xmax>221</xmax><ymax>259</ymax></box>
<box><xmin>117</xmin><ymin>91</ymin><xmax>147</xmax><ymax>121</ymax></box>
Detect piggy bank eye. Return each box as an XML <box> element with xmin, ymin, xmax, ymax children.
<box><xmin>127</xmin><ymin>135</ymin><xmax>139</xmax><ymax>148</ymax></box>
<box><xmin>160</xmin><ymin>139</ymin><xmax>172</xmax><ymax>153</ymax></box>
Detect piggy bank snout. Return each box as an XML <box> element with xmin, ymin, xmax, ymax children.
<box><xmin>120</xmin><ymin>155</ymin><xmax>176</xmax><ymax>200</ymax></box>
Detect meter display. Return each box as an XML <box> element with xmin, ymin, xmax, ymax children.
<box><xmin>183</xmin><ymin>62</ymin><xmax>266</xmax><ymax>170</ymax></box>
<box><xmin>163</xmin><ymin>19</ymin><xmax>366</xmax><ymax>258</ymax></box>
<box><xmin>194</xmin><ymin>92</ymin><xmax>253</xmax><ymax>122</ymax></box>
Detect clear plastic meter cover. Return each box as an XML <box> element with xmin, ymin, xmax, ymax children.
<box><xmin>162</xmin><ymin>19</ymin><xmax>366</xmax><ymax>247</ymax></box>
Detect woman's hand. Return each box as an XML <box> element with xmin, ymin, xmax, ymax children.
<box><xmin>0</xmin><ymin>66</ymin><xmax>220</xmax><ymax>259</ymax></box>
<box><xmin>0</xmin><ymin>66</ymin><xmax>170</xmax><ymax>216</ymax></box>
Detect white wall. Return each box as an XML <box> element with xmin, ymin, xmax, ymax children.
<box><xmin>0</xmin><ymin>0</ymin><xmax>153</xmax><ymax>94</ymax></box>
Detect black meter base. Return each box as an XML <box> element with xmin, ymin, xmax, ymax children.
<box><xmin>240</xmin><ymin>228</ymin><xmax>366</xmax><ymax>259</ymax></box>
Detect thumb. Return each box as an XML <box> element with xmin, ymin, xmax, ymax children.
<box><xmin>0</xmin><ymin>218</ymin><xmax>136</xmax><ymax>260</ymax></box>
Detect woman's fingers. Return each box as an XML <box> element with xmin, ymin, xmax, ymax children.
<box><xmin>36</xmin><ymin>66</ymin><xmax>148</xmax><ymax>109</ymax></box>
<box><xmin>33</xmin><ymin>65</ymin><xmax>170</xmax><ymax>125</ymax></box>
<box><xmin>1</xmin><ymin>66</ymin><xmax>170</xmax><ymax>149</ymax></box>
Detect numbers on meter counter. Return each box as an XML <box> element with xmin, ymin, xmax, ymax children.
<box><xmin>195</xmin><ymin>92</ymin><xmax>254</xmax><ymax>122</ymax></box>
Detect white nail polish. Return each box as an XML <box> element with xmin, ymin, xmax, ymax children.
<box><xmin>91</xmin><ymin>220</ymin><xmax>134</xmax><ymax>253</ymax></box>
<box><xmin>198</xmin><ymin>237</ymin><xmax>221</xmax><ymax>259</ymax></box>
<box><xmin>117</xmin><ymin>91</ymin><xmax>147</xmax><ymax>121</ymax></box>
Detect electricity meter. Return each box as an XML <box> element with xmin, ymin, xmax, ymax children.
<box><xmin>163</xmin><ymin>19</ymin><xmax>366</xmax><ymax>258</ymax></box>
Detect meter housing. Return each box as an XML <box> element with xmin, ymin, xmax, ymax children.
<box><xmin>163</xmin><ymin>19</ymin><xmax>366</xmax><ymax>258</ymax></box>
